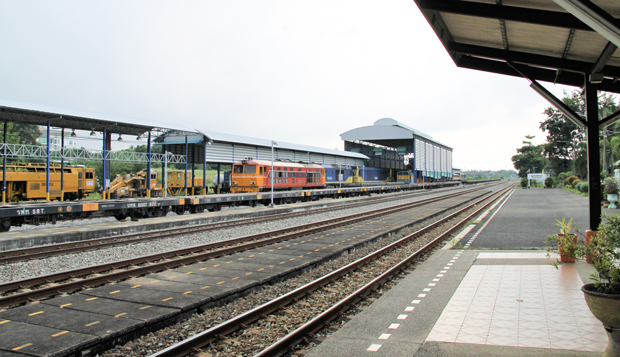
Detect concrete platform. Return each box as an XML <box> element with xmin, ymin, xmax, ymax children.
<box><xmin>307</xmin><ymin>188</ymin><xmax>611</xmax><ymax>357</ymax></box>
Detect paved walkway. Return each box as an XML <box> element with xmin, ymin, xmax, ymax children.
<box><xmin>308</xmin><ymin>187</ymin><xmax>612</xmax><ymax>356</ymax></box>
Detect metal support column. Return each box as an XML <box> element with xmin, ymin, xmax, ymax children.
<box><xmin>184</xmin><ymin>136</ymin><xmax>188</xmax><ymax>196</ymax></box>
<box><xmin>46</xmin><ymin>121</ymin><xmax>50</xmax><ymax>201</ymax></box>
<box><xmin>202</xmin><ymin>141</ymin><xmax>207</xmax><ymax>195</ymax></box>
<box><xmin>147</xmin><ymin>131</ymin><xmax>152</xmax><ymax>198</ymax></box>
<box><xmin>102</xmin><ymin>128</ymin><xmax>107</xmax><ymax>199</ymax></box>
<box><xmin>191</xmin><ymin>148</ymin><xmax>195</xmax><ymax>195</ymax></box>
<box><xmin>586</xmin><ymin>81</ymin><xmax>602</xmax><ymax>231</ymax></box>
<box><xmin>163</xmin><ymin>145</ymin><xmax>168</xmax><ymax>197</ymax></box>
<box><xmin>412</xmin><ymin>136</ymin><xmax>417</xmax><ymax>184</ymax></box>
<box><xmin>103</xmin><ymin>129</ymin><xmax>112</xmax><ymax>199</ymax></box>
<box><xmin>2</xmin><ymin>122</ymin><xmax>7</xmax><ymax>203</ymax></box>
<box><xmin>60</xmin><ymin>128</ymin><xmax>65</xmax><ymax>201</ymax></box>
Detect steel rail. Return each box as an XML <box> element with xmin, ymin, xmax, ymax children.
<box><xmin>0</xmin><ymin>186</ymin><xmax>457</xmax><ymax>264</ymax></box>
<box><xmin>148</xmin><ymin>185</ymin><xmax>513</xmax><ymax>357</ymax></box>
<box><xmin>0</xmin><ymin>186</ymin><xmax>493</xmax><ymax>307</ymax></box>
<box><xmin>255</xmin><ymin>185</ymin><xmax>514</xmax><ymax>357</ymax></box>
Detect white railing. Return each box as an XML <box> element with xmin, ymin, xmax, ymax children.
<box><xmin>0</xmin><ymin>143</ymin><xmax>186</xmax><ymax>163</ymax></box>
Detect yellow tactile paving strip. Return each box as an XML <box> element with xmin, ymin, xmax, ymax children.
<box><xmin>426</xmin><ymin>263</ymin><xmax>607</xmax><ymax>352</ymax></box>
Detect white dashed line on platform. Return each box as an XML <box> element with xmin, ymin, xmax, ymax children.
<box><xmin>367</xmin><ymin>344</ymin><xmax>382</xmax><ymax>352</ymax></box>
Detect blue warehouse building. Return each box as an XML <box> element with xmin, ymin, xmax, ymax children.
<box><xmin>340</xmin><ymin>118</ymin><xmax>453</xmax><ymax>183</ymax></box>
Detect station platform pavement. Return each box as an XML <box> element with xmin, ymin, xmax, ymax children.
<box><xmin>307</xmin><ymin>187</ymin><xmax>613</xmax><ymax>357</ymax></box>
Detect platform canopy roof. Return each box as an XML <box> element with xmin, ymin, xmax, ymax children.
<box><xmin>0</xmin><ymin>98</ymin><xmax>197</xmax><ymax>136</ymax></box>
<box><xmin>412</xmin><ymin>0</ymin><xmax>620</xmax><ymax>230</ymax></box>
<box><xmin>155</xmin><ymin>129</ymin><xmax>369</xmax><ymax>161</ymax></box>
<box><xmin>413</xmin><ymin>0</ymin><xmax>620</xmax><ymax>95</ymax></box>
<box><xmin>340</xmin><ymin>118</ymin><xmax>452</xmax><ymax>149</ymax></box>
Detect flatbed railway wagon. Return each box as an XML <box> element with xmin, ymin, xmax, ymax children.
<box><xmin>0</xmin><ymin>163</ymin><xmax>95</xmax><ymax>202</ymax></box>
<box><xmin>230</xmin><ymin>159</ymin><xmax>325</xmax><ymax>193</ymax></box>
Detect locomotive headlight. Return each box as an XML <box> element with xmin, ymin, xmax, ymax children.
<box><xmin>250</xmin><ymin>181</ymin><xmax>255</xmax><ymax>185</ymax></box>
<box><xmin>232</xmin><ymin>181</ymin><xmax>238</xmax><ymax>185</ymax></box>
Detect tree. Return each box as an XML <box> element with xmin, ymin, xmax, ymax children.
<box><xmin>539</xmin><ymin>91</ymin><xmax>585</xmax><ymax>176</ymax></box>
<box><xmin>0</xmin><ymin>123</ymin><xmax>41</xmax><ymax>145</ymax></box>
<box><xmin>540</xmin><ymin>90</ymin><xmax>620</xmax><ymax>177</ymax></box>
<box><xmin>512</xmin><ymin>135</ymin><xmax>547</xmax><ymax>177</ymax></box>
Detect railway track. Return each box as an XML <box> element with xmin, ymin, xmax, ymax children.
<box><xmin>0</xmin><ymin>185</ymin><xmax>494</xmax><ymax>308</ymax></box>
<box><xmin>0</xmin><ymin>185</ymin><xmax>478</xmax><ymax>264</ymax></box>
<box><xmin>150</xmin><ymin>184</ymin><xmax>514</xmax><ymax>357</ymax></box>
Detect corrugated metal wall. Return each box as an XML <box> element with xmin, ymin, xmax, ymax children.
<box><xmin>197</xmin><ymin>142</ymin><xmax>364</xmax><ymax>166</ymax></box>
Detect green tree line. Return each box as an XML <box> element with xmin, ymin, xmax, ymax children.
<box><xmin>512</xmin><ymin>90</ymin><xmax>620</xmax><ymax>181</ymax></box>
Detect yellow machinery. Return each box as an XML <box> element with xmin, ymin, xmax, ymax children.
<box><xmin>166</xmin><ymin>171</ymin><xmax>206</xmax><ymax>195</ymax></box>
<box><xmin>107</xmin><ymin>170</ymin><xmax>162</xmax><ymax>198</ymax></box>
<box><xmin>0</xmin><ymin>163</ymin><xmax>95</xmax><ymax>202</ymax></box>
<box><xmin>346</xmin><ymin>167</ymin><xmax>364</xmax><ymax>183</ymax></box>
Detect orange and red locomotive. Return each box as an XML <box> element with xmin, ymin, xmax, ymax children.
<box><xmin>230</xmin><ymin>159</ymin><xmax>325</xmax><ymax>193</ymax></box>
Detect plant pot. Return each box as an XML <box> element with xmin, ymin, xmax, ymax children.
<box><xmin>582</xmin><ymin>284</ymin><xmax>620</xmax><ymax>356</ymax></box>
<box><xmin>557</xmin><ymin>233</ymin><xmax>577</xmax><ymax>263</ymax></box>
<box><xmin>608</xmin><ymin>194</ymin><xmax>619</xmax><ymax>209</ymax></box>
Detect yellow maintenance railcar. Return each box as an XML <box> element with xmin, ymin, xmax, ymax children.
<box><xmin>0</xmin><ymin>163</ymin><xmax>95</xmax><ymax>202</ymax></box>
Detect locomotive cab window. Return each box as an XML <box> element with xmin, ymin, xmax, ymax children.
<box><xmin>233</xmin><ymin>165</ymin><xmax>243</xmax><ymax>174</ymax></box>
<box><xmin>245</xmin><ymin>165</ymin><xmax>256</xmax><ymax>174</ymax></box>
<box><xmin>86</xmin><ymin>172</ymin><xmax>94</xmax><ymax>179</ymax></box>
<box><xmin>78</xmin><ymin>172</ymin><xmax>83</xmax><ymax>179</ymax></box>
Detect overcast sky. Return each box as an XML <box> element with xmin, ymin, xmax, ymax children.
<box><xmin>0</xmin><ymin>1</ymin><xmax>577</xmax><ymax>171</ymax></box>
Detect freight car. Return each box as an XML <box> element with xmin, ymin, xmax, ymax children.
<box><xmin>0</xmin><ymin>163</ymin><xmax>95</xmax><ymax>202</ymax></box>
<box><xmin>230</xmin><ymin>159</ymin><xmax>325</xmax><ymax>193</ymax></box>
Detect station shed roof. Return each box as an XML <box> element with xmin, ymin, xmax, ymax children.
<box><xmin>340</xmin><ymin>118</ymin><xmax>452</xmax><ymax>149</ymax></box>
<box><xmin>155</xmin><ymin>129</ymin><xmax>369</xmax><ymax>164</ymax></box>
<box><xmin>201</xmin><ymin>130</ymin><xmax>369</xmax><ymax>159</ymax></box>
<box><xmin>0</xmin><ymin>98</ymin><xmax>197</xmax><ymax>136</ymax></box>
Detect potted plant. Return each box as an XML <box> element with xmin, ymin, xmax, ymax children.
<box><xmin>545</xmin><ymin>217</ymin><xmax>579</xmax><ymax>263</ymax></box>
<box><xmin>549</xmin><ymin>213</ymin><xmax>620</xmax><ymax>356</ymax></box>
<box><xmin>605</xmin><ymin>177</ymin><xmax>619</xmax><ymax>209</ymax></box>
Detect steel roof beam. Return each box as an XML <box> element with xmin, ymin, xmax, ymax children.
<box><xmin>591</xmin><ymin>41</ymin><xmax>617</xmax><ymax>75</ymax></box>
<box><xmin>457</xmin><ymin>56</ymin><xmax>620</xmax><ymax>93</ymax></box>
<box><xmin>599</xmin><ymin>109</ymin><xmax>620</xmax><ymax>128</ymax></box>
<box><xmin>554</xmin><ymin>0</ymin><xmax>620</xmax><ymax>48</ymax></box>
<box><xmin>415</xmin><ymin>0</ymin><xmax>593</xmax><ymax>31</ymax></box>
<box><xmin>509</xmin><ymin>61</ymin><xmax>586</xmax><ymax>127</ymax></box>
<box><xmin>448</xmin><ymin>42</ymin><xmax>620</xmax><ymax>78</ymax></box>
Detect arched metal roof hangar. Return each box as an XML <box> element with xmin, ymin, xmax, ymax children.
<box><xmin>341</xmin><ymin>118</ymin><xmax>453</xmax><ymax>180</ymax></box>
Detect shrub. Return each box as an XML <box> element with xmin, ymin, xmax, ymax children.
<box><xmin>520</xmin><ymin>177</ymin><xmax>528</xmax><ymax>188</ymax></box>
<box><xmin>558</xmin><ymin>172</ymin><xmax>572</xmax><ymax>185</ymax></box>
<box><xmin>566</xmin><ymin>175</ymin><xmax>579</xmax><ymax>186</ymax></box>
<box><xmin>544</xmin><ymin>177</ymin><xmax>555</xmax><ymax>188</ymax></box>
<box><xmin>577</xmin><ymin>181</ymin><xmax>589</xmax><ymax>193</ymax></box>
